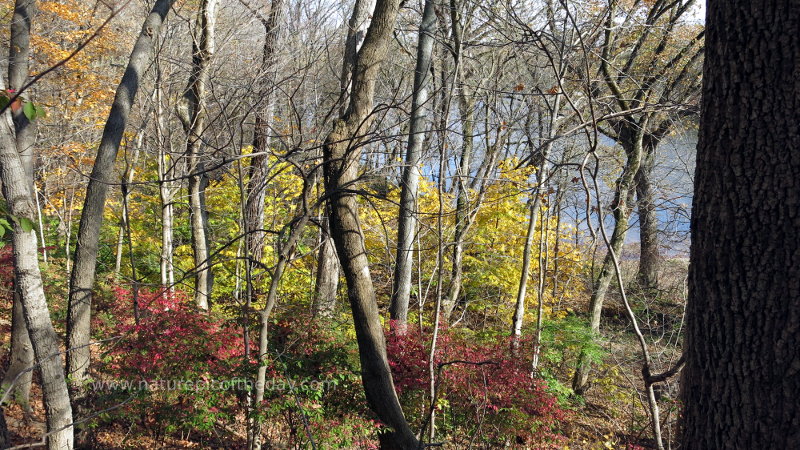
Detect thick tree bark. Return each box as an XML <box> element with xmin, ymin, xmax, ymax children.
<box><xmin>681</xmin><ymin>2</ymin><xmax>800</xmax><ymax>447</ymax></box>
<box><xmin>389</xmin><ymin>0</ymin><xmax>436</xmax><ymax>330</ymax></box>
<box><xmin>322</xmin><ymin>0</ymin><xmax>418</xmax><ymax>446</ymax></box>
<box><xmin>0</xmin><ymin>409</ymin><xmax>7</xmax><ymax>449</ymax></box>
<box><xmin>179</xmin><ymin>0</ymin><xmax>220</xmax><ymax>310</ymax></box>
<box><xmin>67</xmin><ymin>0</ymin><xmax>176</xmax><ymax>398</ymax></box>
<box><xmin>2</xmin><ymin>0</ymin><xmax>36</xmax><ymax>414</ymax></box>
<box><xmin>1</xmin><ymin>118</ymin><xmax>73</xmax><ymax>450</ymax></box>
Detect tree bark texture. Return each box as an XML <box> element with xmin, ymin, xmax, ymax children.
<box><xmin>1</xmin><ymin>117</ymin><xmax>73</xmax><ymax>450</ymax></box>
<box><xmin>313</xmin><ymin>221</ymin><xmax>339</xmax><ymax>318</ymax></box>
<box><xmin>2</xmin><ymin>0</ymin><xmax>36</xmax><ymax>414</ymax></box>
<box><xmin>681</xmin><ymin>2</ymin><xmax>800</xmax><ymax>447</ymax></box>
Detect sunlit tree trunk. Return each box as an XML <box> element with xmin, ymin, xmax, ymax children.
<box><xmin>1</xmin><ymin>112</ymin><xmax>74</xmax><ymax>450</ymax></box>
<box><xmin>322</xmin><ymin>0</ymin><xmax>418</xmax><ymax>446</ymax></box>
<box><xmin>67</xmin><ymin>0</ymin><xmax>176</xmax><ymax>401</ymax></box>
<box><xmin>155</xmin><ymin>78</ymin><xmax>175</xmax><ymax>290</ymax></box>
<box><xmin>178</xmin><ymin>0</ymin><xmax>220</xmax><ymax>310</ymax></box>
<box><xmin>2</xmin><ymin>0</ymin><xmax>36</xmax><ymax>415</ymax></box>
<box><xmin>389</xmin><ymin>0</ymin><xmax>435</xmax><ymax>331</ymax></box>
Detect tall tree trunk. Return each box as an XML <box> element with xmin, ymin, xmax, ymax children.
<box><xmin>573</xmin><ymin>123</ymin><xmax>644</xmax><ymax>394</ymax></box>
<box><xmin>67</xmin><ymin>0</ymin><xmax>176</xmax><ymax>401</ymax></box>
<box><xmin>1</xmin><ymin>117</ymin><xmax>73</xmax><ymax>450</ymax></box>
<box><xmin>512</xmin><ymin>91</ymin><xmax>562</xmax><ymax>344</ymax></box>
<box><xmin>635</xmin><ymin>138</ymin><xmax>659</xmax><ymax>292</ymax></box>
<box><xmin>312</xmin><ymin>0</ymin><xmax>373</xmax><ymax>316</ymax></box>
<box><xmin>0</xmin><ymin>410</ymin><xmax>7</xmax><ymax>449</ymax></box>
<box><xmin>681</xmin><ymin>2</ymin><xmax>800</xmax><ymax>447</ymax></box>
<box><xmin>2</xmin><ymin>0</ymin><xmax>36</xmax><ymax>414</ymax></box>
<box><xmin>322</xmin><ymin>0</ymin><xmax>418</xmax><ymax>446</ymax></box>
<box><xmin>512</xmin><ymin>198</ymin><xmax>540</xmax><ymax>342</ymax></box>
<box><xmin>389</xmin><ymin>0</ymin><xmax>436</xmax><ymax>331</ymax></box>
<box><xmin>155</xmin><ymin>77</ymin><xmax>175</xmax><ymax>290</ymax></box>
<box><xmin>179</xmin><ymin>0</ymin><xmax>220</xmax><ymax>310</ymax></box>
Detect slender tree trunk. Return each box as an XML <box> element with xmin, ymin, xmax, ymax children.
<box><xmin>511</xmin><ymin>198</ymin><xmax>540</xmax><ymax>341</ymax></box>
<box><xmin>1</xmin><ymin>117</ymin><xmax>73</xmax><ymax>450</ymax></box>
<box><xmin>443</xmin><ymin>92</ymin><xmax>473</xmax><ymax>320</ymax></box>
<box><xmin>155</xmin><ymin>79</ymin><xmax>175</xmax><ymax>290</ymax></box>
<box><xmin>635</xmin><ymin>139</ymin><xmax>659</xmax><ymax>292</ymax></box>
<box><xmin>681</xmin><ymin>2</ymin><xmax>800</xmax><ymax>447</ymax></box>
<box><xmin>2</xmin><ymin>0</ymin><xmax>36</xmax><ymax>415</ymax></box>
<box><xmin>251</xmin><ymin>183</ymin><xmax>314</xmax><ymax>450</ymax></box>
<box><xmin>67</xmin><ymin>0</ymin><xmax>176</xmax><ymax>401</ymax></box>
<box><xmin>312</xmin><ymin>221</ymin><xmax>339</xmax><ymax>318</ymax></box>
<box><xmin>531</xmin><ymin>204</ymin><xmax>550</xmax><ymax>370</ymax></box>
<box><xmin>179</xmin><ymin>0</ymin><xmax>220</xmax><ymax>310</ymax></box>
<box><xmin>244</xmin><ymin>0</ymin><xmax>284</xmax><ymax>265</ymax></box>
<box><xmin>512</xmin><ymin>92</ymin><xmax>562</xmax><ymax>344</ymax></box>
<box><xmin>322</xmin><ymin>0</ymin><xmax>418</xmax><ymax>446</ymax></box>
<box><xmin>573</xmin><ymin>123</ymin><xmax>644</xmax><ymax>394</ymax></box>
<box><xmin>113</xmin><ymin>134</ymin><xmax>141</xmax><ymax>277</ymax></box>
<box><xmin>389</xmin><ymin>0</ymin><xmax>436</xmax><ymax>331</ymax></box>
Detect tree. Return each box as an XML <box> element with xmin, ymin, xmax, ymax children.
<box><xmin>389</xmin><ymin>0</ymin><xmax>436</xmax><ymax>331</ymax></box>
<box><xmin>681</xmin><ymin>1</ymin><xmax>800</xmax><ymax>447</ymax></box>
<box><xmin>1</xmin><ymin>89</ymin><xmax>74</xmax><ymax>450</ymax></box>
<box><xmin>178</xmin><ymin>0</ymin><xmax>220</xmax><ymax>310</ymax></box>
<box><xmin>67</xmin><ymin>0</ymin><xmax>176</xmax><ymax>407</ymax></box>
<box><xmin>322</xmin><ymin>0</ymin><xmax>419</xmax><ymax>445</ymax></box>
<box><xmin>1</xmin><ymin>0</ymin><xmax>36</xmax><ymax>415</ymax></box>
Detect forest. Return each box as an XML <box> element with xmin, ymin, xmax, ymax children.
<box><xmin>0</xmin><ymin>0</ymin><xmax>797</xmax><ymax>448</ymax></box>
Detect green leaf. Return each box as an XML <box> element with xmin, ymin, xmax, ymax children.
<box><xmin>0</xmin><ymin>218</ymin><xmax>10</xmax><ymax>229</ymax></box>
<box><xmin>23</xmin><ymin>101</ymin><xmax>36</xmax><ymax>121</ymax></box>
<box><xmin>34</xmin><ymin>104</ymin><xmax>46</xmax><ymax>119</ymax></box>
<box><xmin>19</xmin><ymin>217</ymin><xmax>34</xmax><ymax>233</ymax></box>
<box><xmin>0</xmin><ymin>225</ymin><xmax>5</xmax><ymax>239</ymax></box>
<box><xmin>0</xmin><ymin>96</ymin><xmax>9</xmax><ymax>111</ymax></box>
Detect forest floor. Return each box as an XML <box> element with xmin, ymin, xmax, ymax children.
<box><xmin>1</xmin><ymin>260</ymin><xmax>686</xmax><ymax>449</ymax></box>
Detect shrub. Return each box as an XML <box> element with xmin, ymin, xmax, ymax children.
<box><xmin>387</xmin><ymin>325</ymin><xmax>568</xmax><ymax>447</ymax></box>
